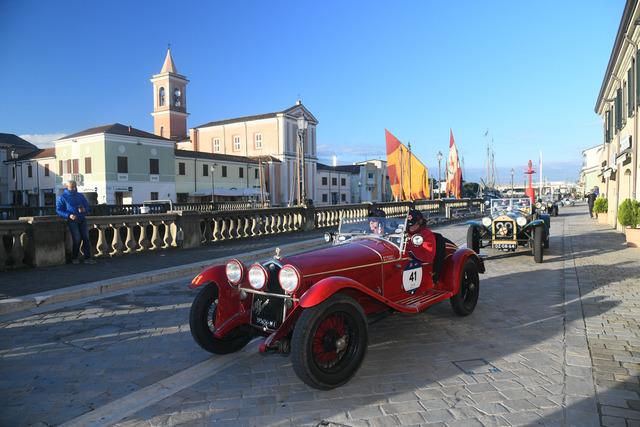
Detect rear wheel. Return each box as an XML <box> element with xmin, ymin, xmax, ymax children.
<box><xmin>544</xmin><ymin>230</ymin><xmax>550</xmax><ymax>249</ymax></box>
<box><xmin>467</xmin><ymin>226</ymin><xmax>480</xmax><ymax>254</ymax></box>
<box><xmin>291</xmin><ymin>294</ymin><xmax>368</xmax><ymax>390</ymax></box>
<box><xmin>450</xmin><ymin>259</ymin><xmax>480</xmax><ymax>316</ymax></box>
<box><xmin>532</xmin><ymin>226</ymin><xmax>544</xmax><ymax>263</ymax></box>
<box><xmin>189</xmin><ymin>284</ymin><xmax>253</xmax><ymax>354</ymax></box>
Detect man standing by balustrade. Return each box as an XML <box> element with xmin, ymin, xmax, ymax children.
<box><xmin>56</xmin><ymin>180</ymin><xmax>96</xmax><ymax>264</ymax></box>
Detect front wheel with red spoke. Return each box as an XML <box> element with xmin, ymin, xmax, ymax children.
<box><xmin>291</xmin><ymin>294</ymin><xmax>368</xmax><ymax>390</ymax></box>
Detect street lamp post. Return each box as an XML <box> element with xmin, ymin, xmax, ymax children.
<box><xmin>210</xmin><ymin>163</ymin><xmax>217</xmax><ymax>205</ymax></box>
<box><xmin>296</xmin><ymin>116</ymin><xmax>308</xmax><ymax>206</ymax></box>
<box><xmin>358</xmin><ymin>181</ymin><xmax>362</xmax><ymax>203</ymax></box>
<box><xmin>10</xmin><ymin>149</ymin><xmax>19</xmax><ymax>205</ymax></box>
<box><xmin>436</xmin><ymin>151</ymin><xmax>443</xmax><ymax>199</ymax></box>
<box><xmin>510</xmin><ymin>168</ymin><xmax>515</xmax><ymax>194</ymax></box>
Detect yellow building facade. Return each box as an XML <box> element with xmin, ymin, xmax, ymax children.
<box><xmin>595</xmin><ymin>0</ymin><xmax>640</xmax><ymax>228</ymax></box>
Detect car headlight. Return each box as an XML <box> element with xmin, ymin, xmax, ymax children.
<box><xmin>225</xmin><ymin>259</ymin><xmax>243</xmax><ymax>285</ymax></box>
<box><xmin>324</xmin><ymin>232</ymin><xmax>332</xmax><ymax>243</ymax></box>
<box><xmin>536</xmin><ymin>202</ymin><xmax>542</xmax><ymax>209</ymax></box>
<box><xmin>482</xmin><ymin>217</ymin><xmax>492</xmax><ymax>227</ymax></box>
<box><xmin>516</xmin><ymin>216</ymin><xmax>527</xmax><ymax>227</ymax></box>
<box><xmin>279</xmin><ymin>265</ymin><xmax>300</xmax><ymax>294</ymax></box>
<box><xmin>411</xmin><ymin>234</ymin><xmax>424</xmax><ymax>246</ymax></box>
<box><xmin>248</xmin><ymin>264</ymin><xmax>267</xmax><ymax>290</ymax></box>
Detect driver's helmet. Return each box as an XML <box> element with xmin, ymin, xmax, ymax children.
<box><xmin>406</xmin><ymin>209</ymin><xmax>424</xmax><ymax>227</ymax></box>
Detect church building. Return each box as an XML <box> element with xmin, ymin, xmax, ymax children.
<box><xmin>150</xmin><ymin>48</ymin><xmax>318</xmax><ymax>206</ymax></box>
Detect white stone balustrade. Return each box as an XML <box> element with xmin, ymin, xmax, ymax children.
<box><xmin>0</xmin><ymin>221</ymin><xmax>29</xmax><ymax>270</ymax></box>
<box><xmin>0</xmin><ymin>199</ymin><xmax>482</xmax><ymax>269</ymax></box>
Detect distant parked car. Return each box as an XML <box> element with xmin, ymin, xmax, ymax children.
<box><xmin>467</xmin><ymin>198</ymin><xmax>550</xmax><ymax>263</ymax></box>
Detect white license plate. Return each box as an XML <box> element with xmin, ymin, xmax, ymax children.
<box><xmin>493</xmin><ymin>243</ymin><xmax>516</xmax><ymax>249</ymax></box>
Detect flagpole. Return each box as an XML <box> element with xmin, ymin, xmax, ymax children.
<box><xmin>408</xmin><ymin>142</ymin><xmax>412</xmax><ymax>201</ymax></box>
<box><xmin>539</xmin><ymin>150</ymin><xmax>543</xmax><ymax>199</ymax></box>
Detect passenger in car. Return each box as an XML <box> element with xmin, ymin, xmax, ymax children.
<box><xmin>368</xmin><ymin>209</ymin><xmax>386</xmax><ymax>235</ymax></box>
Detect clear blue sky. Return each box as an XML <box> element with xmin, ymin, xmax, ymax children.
<box><xmin>0</xmin><ymin>0</ymin><xmax>624</xmax><ymax>183</ymax></box>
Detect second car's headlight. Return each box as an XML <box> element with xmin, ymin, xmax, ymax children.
<box><xmin>482</xmin><ymin>217</ymin><xmax>492</xmax><ymax>227</ymax></box>
<box><xmin>225</xmin><ymin>259</ymin><xmax>243</xmax><ymax>285</ymax></box>
<box><xmin>411</xmin><ymin>235</ymin><xmax>424</xmax><ymax>246</ymax></box>
<box><xmin>516</xmin><ymin>216</ymin><xmax>527</xmax><ymax>227</ymax></box>
<box><xmin>279</xmin><ymin>265</ymin><xmax>300</xmax><ymax>294</ymax></box>
<box><xmin>536</xmin><ymin>202</ymin><xmax>542</xmax><ymax>209</ymax></box>
<box><xmin>248</xmin><ymin>264</ymin><xmax>267</xmax><ymax>290</ymax></box>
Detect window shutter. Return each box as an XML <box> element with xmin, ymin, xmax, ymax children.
<box><xmin>629</xmin><ymin>66</ymin><xmax>635</xmax><ymax>117</ymax></box>
<box><xmin>636</xmin><ymin>50</ymin><xmax>640</xmax><ymax>105</ymax></box>
<box><xmin>616</xmin><ymin>89</ymin><xmax>623</xmax><ymax>131</ymax></box>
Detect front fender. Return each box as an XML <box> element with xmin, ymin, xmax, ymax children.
<box><xmin>299</xmin><ymin>276</ymin><xmax>385</xmax><ymax>309</ymax></box>
<box><xmin>467</xmin><ymin>220</ymin><xmax>483</xmax><ymax>228</ymax></box>
<box><xmin>440</xmin><ymin>248</ymin><xmax>485</xmax><ymax>295</ymax></box>
<box><xmin>523</xmin><ymin>219</ymin><xmax>545</xmax><ymax>231</ymax></box>
<box><xmin>188</xmin><ymin>264</ymin><xmax>251</xmax><ymax>337</ymax></box>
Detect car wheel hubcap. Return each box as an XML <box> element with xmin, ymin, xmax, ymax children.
<box><xmin>312</xmin><ymin>313</ymin><xmax>351</xmax><ymax>370</ymax></box>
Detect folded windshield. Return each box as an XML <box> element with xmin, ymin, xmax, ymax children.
<box><xmin>338</xmin><ymin>216</ymin><xmax>407</xmax><ymax>239</ymax></box>
<box><xmin>490</xmin><ymin>198</ymin><xmax>531</xmax><ymax>216</ymax></box>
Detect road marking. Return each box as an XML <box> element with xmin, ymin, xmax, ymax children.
<box><xmin>60</xmin><ymin>338</ymin><xmax>261</xmax><ymax>427</ymax></box>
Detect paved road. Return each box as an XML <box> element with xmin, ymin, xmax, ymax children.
<box><xmin>0</xmin><ymin>207</ymin><xmax>638</xmax><ymax>426</ymax></box>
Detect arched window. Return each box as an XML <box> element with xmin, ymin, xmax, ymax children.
<box><xmin>159</xmin><ymin>87</ymin><xmax>165</xmax><ymax>106</ymax></box>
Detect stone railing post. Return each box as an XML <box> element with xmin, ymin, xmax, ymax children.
<box><xmin>19</xmin><ymin>216</ymin><xmax>66</xmax><ymax>267</ymax></box>
<box><xmin>301</xmin><ymin>204</ymin><xmax>316</xmax><ymax>231</ymax></box>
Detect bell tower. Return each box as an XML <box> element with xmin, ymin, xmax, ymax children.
<box><xmin>150</xmin><ymin>47</ymin><xmax>189</xmax><ymax>140</ymax></box>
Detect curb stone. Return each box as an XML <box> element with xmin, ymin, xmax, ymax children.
<box><xmin>562</xmin><ymin>218</ymin><xmax>601</xmax><ymax>426</ymax></box>
<box><xmin>0</xmin><ymin>237</ymin><xmax>324</xmax><ymax>316</ymax></box>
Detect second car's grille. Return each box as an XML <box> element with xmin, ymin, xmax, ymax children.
<box><xmin>494</xmin><ymin>220</ymin><xmax>514</xmax><ymax>240</ymax></box>
<box><xmin>250</xmin><ymin>261</ymin><xmax>286</xmax><ymax>331</ymax></box>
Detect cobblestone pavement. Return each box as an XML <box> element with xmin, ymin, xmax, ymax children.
<box><xmin>0</xmin><ymin>206</ymin><xmax>636</xmax><ymax>426</ymax></box>
<box><xmin>567</xmin><ymin>211</ymin><xmax>640</xmax><ymax>427</ymax></box>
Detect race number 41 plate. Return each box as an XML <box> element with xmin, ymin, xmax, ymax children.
<box><xmin>402</xmin><ymin>259</ymin><xmax>423</xmax><ymax>292</ymax></box>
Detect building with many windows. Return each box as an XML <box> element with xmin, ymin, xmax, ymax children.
<box><xmin>579</xmin><ymin>144</ymin><xmax>606</xmax><ymax>195</ymax></box>
<box><xmin>7</xmin><ymin>148</ymin><xmax>57</xmax><ymax>207</ymax></box>
<box><xmin>315</xmin><ymin>163</ymin><xmax>358</xmax><ymax>205</ymax></box>
<box><xmin>595</xmin><ymin>0</ymin><xmax>640</xmax><ymax>228</ymax></box>
<box><xmin>151</xmin><ymin>48</ymin><xmax>318</xmax><ymax>207</ymax></box>
<box><xmin>55</xmin><ymin>124</ymin><xmax>176</xmax><ymax>205</ymax></box>
<box><xmin>174</xmin><ymin>150</ymin><xmax>275</xmax><ymax>203</ymax></box>
<box><xmin>354</xmin><ymin>159</ymin><xmax>391</xmax><ymax>203</ymax></box>
<box><xmin>0</xmin><ymin>133</ymin><xmax>39</xmax><ymax>205</ymax></box>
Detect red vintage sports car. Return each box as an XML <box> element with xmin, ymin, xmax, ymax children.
<box><xmin>188</xmin><ymin>212</ymin><xmax>485</xmax><ymax>389</ymax></box>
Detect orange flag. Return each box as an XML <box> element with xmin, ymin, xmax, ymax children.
<box><xmin>385</xmin><ymin>129</ymin><xmax>430</xmax><ymax>200</ymax></box>
<box><xmin>446</xmin><ymin>129</ymin><xmax>463</xmax><ymax>199</ymax></box>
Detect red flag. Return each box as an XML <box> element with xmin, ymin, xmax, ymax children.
<box><xmin>446</xmin><ymin>129</ymin><xmax>463</xmax><ymax>199</ymax></box>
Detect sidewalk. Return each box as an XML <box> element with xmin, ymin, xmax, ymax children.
<box><xmin>567</xmin><ymin>208</ymin><xmax>640</xmax><ymax>426</ymax></box>
<box><xmin>0</xmin><ymin>230</ymin><xmax>325</xmax><ymax>299</ymax></box>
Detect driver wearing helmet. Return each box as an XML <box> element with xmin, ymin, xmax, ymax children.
<box><xmin>368</xmin><ymin>209</ymin><xmax>386</xmax><ymax>235</ymax></box>
<box><xmin>405</xmin><ymin>209</ymin><xmax>436</xmax><ymax>264</ymax></box>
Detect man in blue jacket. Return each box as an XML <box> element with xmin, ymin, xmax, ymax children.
<box><xmin>56</xmin><ymin>180</ymin><xmax>96</xmax><ymax>264</ymax></box>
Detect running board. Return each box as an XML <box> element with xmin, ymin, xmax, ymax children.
<box><xmin>387</xmin><ymin>289</ymin><xmax>452</xmax><ymax>313</ymax></box>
